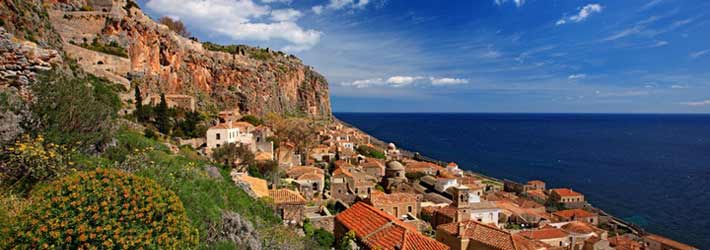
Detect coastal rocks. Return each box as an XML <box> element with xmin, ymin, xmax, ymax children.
<box><xmin>207</xmin><ymin>211</ymin><xmax>262</xmax><ymax>250</ymax></box>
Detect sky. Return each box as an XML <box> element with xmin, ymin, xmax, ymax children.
<box><xmin>137</xmin><ymin>0</ymin><xmax>710</xmax><ymax>113</ymax></box>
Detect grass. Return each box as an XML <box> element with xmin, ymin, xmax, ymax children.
<box><xmin>80</xmin><ymin>40</ymin><xmax>128</xmax><ymax>58</ymax></box>
<box><xmin>109</xmin><ymin>128</ymin><xmax>281</xmax><ymax>247</ymax></box>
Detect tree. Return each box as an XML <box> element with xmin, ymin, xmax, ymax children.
<box><xmin>134</xmin><ymin>85</ymin><xmax>145</xmax><ymax>122</ymax></box>
<box><xmin>212</xmin><ymin>143</ymin><xmax>255</xmax><ymax>169</ymax></box>
<box><xmin>158</xmin><ymin>16</ymin><xmax>191</xmax><ymax>37</ymax></box>
<box><xmin>31</xmin><ymin>72</ymin><xmax>119</xmax><ymax>151</ymax></box>
<box><xmin>155</xmin><ymin>93</ymin><xmax>170</xmax><ymax>134</ymax></box>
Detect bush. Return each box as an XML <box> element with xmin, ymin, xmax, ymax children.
<box><xmin>212</xmin><ymin>143</ymin><xmax>254</xmax><ymax>169</ymax></box>
<box><xmin>80</xmin><ymin>39</ymin><xmax>128</xmax><ymax>58</ymax></box>
<box><xmin>303</xmin><ymin>220</ymin><xmax>334</xmax><ymax>249</ymax></box>
<box><xmin>356</xmin><ymin>145</ymin><xmax>386</xmax><ymax>159</ymax></box>
<box><xmin>0</xmin><ymin>135</ymin><xmax>75</xmax><ymax>193</ymax></box>
<box><xmin>7</xmin><ymin>168</ymin><xmax>198</xmax><ymax>249</ymax></box>
<box><xmin>31</xmin><ymin>71</ymin><xmax>120</xmax><ymax>151</ymax></box>
<box><xmin>240</xmin><ymin>115</ymin><xmax>263</xmax><ymax>126</ymax></box>
<box><xmin>158</xmin><ymin>16</ymin><xmax>191</xmax><ymax>37</ymax></box>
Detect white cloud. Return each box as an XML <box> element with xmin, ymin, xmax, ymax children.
<box><xmin>312</xmin><ymin>5</ymin><xmax>324</xmax><ymax>14</ymax></box>
<box><xmin>690</xmin><ymin>49</ymin><xmax>710</xmax><ymax>59</ymax></box>
<box><xmin>270</xmin><ymin>8</ymin><xmax>302</xmax><ymax>22</ymax></box>
<box><xmin>146</xmin><ymin>0</ymin><xmax>321</xmax><ymax>52</ymax></box>
<box><xmin>641</xmin><ymin>0</ymin><xmax>663</xmax><ymax>11</ymax></box>
<box><xmin>261</xmin><ymin>0</ymin><xmax>292</xmax><ymax>3</ymax></box>
<box><xmin>430</xmin><ymin>77</ymin><xmax>469</xmax><ymax>85</ymax></box>
<box><xmin>681</xmin><ymin>100</ymin><xmax>710</xmax><ymax>106</ymax></box>
<box><xmin>341</xmin><ymin>75</ymin><xmax>469</xmax><ymax>88</ymax></box>
<box><xmin>671</xmin><ymin>84</ymin><xmax>687</xmax><ymax>89</ymax></box>
<box><xmin>568</xmin><ymin>74</ymin><xmax>587</xmax><ymax>80</ymax></box>
<box><xmin>494</xmin><ymin>0</ymin><xmax>525</xmax><ymax>7</ymax></box>
<box><xmin>327</xmin><ymin>0</ymin><xmax>370</xmax><ymax>10</ymax></box>
<box><xmin>557</xmin><ymin>4</ymin><xmax>603</xmax><ymax>25</ymax></box>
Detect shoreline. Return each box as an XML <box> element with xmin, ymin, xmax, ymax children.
<box><xmin>335</xmin><ymin>116</ymin><xmax>658</xmax><ymax>242</ymax></box>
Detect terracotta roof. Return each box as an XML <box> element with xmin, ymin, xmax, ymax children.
<box><xmin>297</xmin><ymin>172</ymin><xmax>324</xmax><ymax>181</ymax></box>
<box><xmin>232</xmin><ymin>174</ymin><xmax>269</xmax><ymax>198</ymax></box>
<box><xmin>333</xmin><ymin>166</ymin><xmax>353</xmax><ymax>178</ymax></box>
<box><xmin>517</xmin><ymin>228</ymin><xmax>569</xmax><ymax>240</ymax></box>
<box><xmin>561</xmin><ymin>221</ymin><xmax>594</xmax><ymax>234</ymax></box>
<box><xmin>336</xmin><ymin>202</ymin><xmax>449</xmax><ymax>250</ymax></box>
<box><xmin>457</xmin><ymin>176</ymin><xmax>481</xmax><ymax>185</ymax></box>
<box><xmin>210</xmin><ymin>121</ymin><xmax>255</xmax><ymax>130</ymax></box>
<box><xmin>553</xmin><ymin>209</ymin><xmax>596</xmax><ymax>219</ymax></box>
<box><xmin>644</xmin><ymin>234</ymin><xmax>698</xmax><ymax>250</ymax></box>
<box><xmin>525</xmin><ymin>190</ymin><xmax>547</xmax><ymax>199</ymax></box>
<box><xmin>447</xmin><ymin>162</ymin><xmax>458</xmax><ymax>167</ymax></box>
<box><xmin>550</xmin><ymin>188</ymin><xmax>583</xmax><ymax>197</ymax></box>
<box><xmin>438</xmin><ymin>220</ymin><xmax>526</xmax><ymax>250</ymax></box>
<box><xmin>369</xmin><ymin>191</ymin><xmax>420</xmax><ymax>205</ymax></box>
<box><xmin>269</xmin><ymin>189</ymin><xmax>307</xmax><ymax>205</ymax></box>
<box><xmin>609</xmin><ymin>235</ymin><xmax>643</xmax><ymax>250</ymax></box>
<box><xmin>362</xmin><ymin>160</ymin><xmax>384</xmax><ymax>169</ymax></box>
<box><xmin>287</xmin><ymin>166</ymin><xmax>324</xmax><ymax>178</ymax></box>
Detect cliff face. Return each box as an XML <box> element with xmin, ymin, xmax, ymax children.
<box><xmin>4</xmin><ymin>0</ymin><xmax>332</xmax><ymax>117</ymax></box>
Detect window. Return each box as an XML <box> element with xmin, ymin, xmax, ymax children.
<box><xmin>216</xmin><ymin>133</ymin><xmax>221</xmax><ymax>140</ymax></box>
<box><xmin>216</xmin><ymin>144</ymin><xmax>220</xmax><ymax>148</ymax></box>
<box><xmin>408</xmin><ymin>206</ymin><xmax>412</xmax><ymax>213</ymax></box>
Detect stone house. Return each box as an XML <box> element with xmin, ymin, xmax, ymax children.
<box><xmin>431</xmin><ymin>185</ymin><xmax>502</xmax><ymax>228</ymax></box>
<box><xmin>553</xmin><ymin>209</ymin><xmax>599</xmax><ymax>225</ymax></box>
<box><xmin>361</xmin><ymin>158</ymin><xmax>385</xmax><ymax>178</ymax></box>
<box><xmin>334</xmin><ymin>202</ymin><xmax>449</xmax><ymax>250</ymax></box>
<box><xmin>517</xmin><ymin>228</ymin><xmax>571</xmax><ymax>248</ymax></box>
<box><xmin>294</xmin><ymin>172</ymin><xmax>324</xmax><ymax>201</ymax></box>
<box><xmin>147</xmin><ymin>94</ymin><xmax>196</xmax><ymax>112</ymax></box>
<box><xmin>365</xmin><ymin>191</ymin><xmax>422</xmax><ymax>219</ymax></box>
<box><xmin>549</xmin><ymin>188</ymin><xmax>586</xmax><ymax>208</ymax></box>
<box><xmin>382</xmin><ymin>160</ymin><xmax>413</xmax><ymax>193</ymax></box>
<box><xmin>269</xmin><ymin>189</ymin><xmax>307</xmax><ymax>225</ymax></box>
<box><xmin>205</xmin><ymin>121</ymin><xmax>255</xmax><ymax>153</ymax></box>
<box><xmin>643</xmin><ymin>234</ymin><xmax>698</xmax><ymax>250</ymax></box>
<box><xmin>330</xmin><ymin>166</ymin><xmax>378</xmax><ymax>205</ymax></box>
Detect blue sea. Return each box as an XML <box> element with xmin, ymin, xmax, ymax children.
<box><xmin>335</xmin><ymin>113</ymin><xmax>710</xmax><ymax>248</ymax></box>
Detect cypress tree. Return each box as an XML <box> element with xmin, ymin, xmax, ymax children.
<box><xmin>134</xmin><ymin>85</ymin><xmax>143</xmax><ymax>121</ymax></box>
<box><xmin>155</xmin><ymin>93</ymin><xmax>170</xmax><ymax>134</ymax></box>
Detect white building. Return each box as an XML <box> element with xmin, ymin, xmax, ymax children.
<box><xmin>435</xmin><ymin>177</ymin><xmax>459</xmax><ymax>193</ymax></box>
<box><xmin>446</xmin><ymin>162</ymin><xmax>464</xmax><ymax>177</ymax></box>
<box><xmin>206</xmin><ymin>121</ymin><xmax>255</xmax><ymax>152</ymax></box>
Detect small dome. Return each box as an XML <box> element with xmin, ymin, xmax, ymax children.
<box><xmin>386</xmin><ymin>161</ymin><xmax>405</xmax><ymax>171</ymax></box>
<box><xmin>388</xmin><ymin>143</ymin><xmax>397</xmax><ymax>149</ymax></box>
<box><xmin>562</xmin><ymin>221</ymin><xmax>594</xmax><ymax>234</ymax></box>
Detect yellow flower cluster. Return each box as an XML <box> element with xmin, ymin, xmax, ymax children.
<box><xmin>6</xmin><ymin>169</ymin><xmax>198</xmax><ymax>249</ymax></box>
<box><xmin>1</xmin><ymin>135</ymin><xmax>76</xmax><ymax>186</ymax></box>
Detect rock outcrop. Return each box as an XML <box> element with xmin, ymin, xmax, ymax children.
<box><xmin>45</xmin><ymin>0</ymin><xmax>332</xmax><ymax>117</ymax></box>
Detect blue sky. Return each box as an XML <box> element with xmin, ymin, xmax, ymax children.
<box><xmin>138</xmin><ymin>0</ymin><xmax>710</xmax><ymax>113</ymax></box>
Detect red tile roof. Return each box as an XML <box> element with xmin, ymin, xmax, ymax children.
<box><xmin>517</xmin><ymin>228</ymin><xmax>569</xmax><ymax>240</ymax></box>
<box><xmin>269</xmin><ymin>189</ymin><xmax>307</xmax><ymax>205</ymax></box>
<box><xmin>438</xmin><ymin>220</ymin><xmax>534</xmax><ymax>250</ymax></box>
<box><xmin>210</xmin><ymin>121</ymin><xmax>255</xmax><ymax>130</ymax></box>
<box><xmin>609</xmin><ymin>235</ymin><xmax>643</xmax><ymax>250</ymax></box>
<box><xmin>553</xmin><ymin>209</ymin><xmax>596</xmax><ymax>219</ymax></box>
<box><xmin>644</xmin><ymin>234</ymin><xmax>698</xmax><ymax>250</ymax></box>
<box><xmin>287</xmin><ymin>166</ymin><xmax>324</xmax><ymax>178</ymax></box>
<box><xmin>560</xmin><ymin>221</ymin><xmax>594</xmax><ymax>234</ymax></box>
<box><xmin>550</xmin><ymin>188</ymin><xmax>583</xmax><ymax>197</ymax></box>
<box><xmin>369</xmin><ymin>191</ymin><xmax>420</xmax><ymax>205</ymax></box>
<box><xmin>336</xmin><ymin>202</ymin><xmax>449</xmax><ymax>250</ymax></box>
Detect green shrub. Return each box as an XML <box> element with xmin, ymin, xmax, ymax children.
<box><xmin>0</xmin><ymin>135</ymin><xmax>76</xmax><ymax>193</ymax></box>
<box><xmin>136</xmin><ymin>153</ymin><xmax>280</xmax><ymax>237</ymax></box>
<box><xmin>31</xmin><ymin>72</ymin><xmax>120</xmax><ymax>151</ymax></box>
<box><xmin>80</xmin><ymin>39</ymin><xmax>128</xmax><ymax>58</ymax></box>
<box><xmin>356</xmin><ymin>145</ymin><xmax>386</xmax><ymax>159</ymax></box>
<box><xmin>7</xmin><ymin>168</ymin><xmax>198</xmax><ymax>249</ymax></box>
<box><xmin>240</xmin><ymin>115</ymin><xmax>263</xmax><ymax>126</ymax></box>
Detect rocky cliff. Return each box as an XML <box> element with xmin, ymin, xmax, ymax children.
<box><xmin>1</xmin><ymin>0</ymin><xmax>332</xmax><ymax>118</ymax></box>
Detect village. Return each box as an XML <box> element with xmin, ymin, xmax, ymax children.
<box><xmin>174</xmin><ymin>101</ymin><xmax>698</xmax><ymax>250</ymax></box>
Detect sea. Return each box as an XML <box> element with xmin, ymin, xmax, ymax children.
<box><xmin>335</xmin><ymin>113</ymin><xmax>710</xmax><ymax>249</ymax></box>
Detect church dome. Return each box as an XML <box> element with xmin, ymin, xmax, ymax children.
<box><xmin>386</xmin><ymin>161</ymin><xmax>405</xmax><ymax>171</ymax></box>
